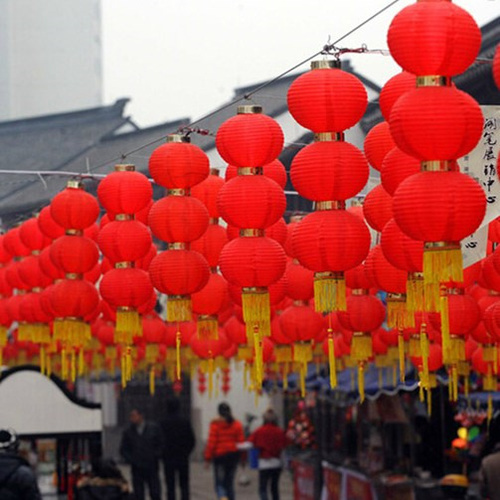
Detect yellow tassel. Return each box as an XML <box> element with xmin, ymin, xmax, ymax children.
<box><xmin>242</xmin><ymin>288</ymin><xmax>270</xmax><ymax>322</ymax></box>
<box><xmin>387</xmin><ymin>295</ymin><xmax>413</xmax><ymax>328</ymax></box>
<box><xmin>176</xmin><ymin>331</ymin><xmax>181</xmax><ymax>381</ymax></box>
<box><xmin>126</xmin><ymin>346</ymin><xmax>133</xmax><ymax>382</ymax></box>
<box><xmin>440</xmin><ymin>290</ymin><xmax>450</xmax><ymax>364</ymax></box>
<box><xmin>146</xmin><ymin>344</ymin><xmax>159</xmax><ymax>364</ymax></box>
<box><xmin>274</xmin><ymin>345</ymin><xmax>292</xmax><ymax>363</ymax></box>
<box><xmin>17</xmin><ymin>323</ymin><xmax>31</xmax><ymax>342</ymax></box>
<box><xmin>253</xmin><ymin>328</ymin><xmax>264</xmax><ymax>388</ymax></box>
<box><xmin>78</xmin><ymin>348</ymin><xmax>84</xmax><ymax>376</ymax></box>
<box><xmin>423</xmin><ymin>244</ymin><xmax>463</xmax><ymax>287</ymax></box>
<box><xmin>70</xmin><ymin>349</ymin><xmax>76</xmax><ymax>382</ymax></box>
<box><xmin>237</xmin><ymin>345</ymin><xmax>253</xmax><ymax>361</ymax></box>
<box><xmin>358</xmin><ymin>363</ymin><xmax>365</xmax><ymax>403</ymax></box>
<box><xmin>121</xmin><ymin>354</ymin><xmax>126</xmax><ymax>388</ymax></box>
<box><xmin>40</xmin><ymin>346</ymin><xmax>45</xmax><ymax>375</ymax></box>
<box><xmin>208</xmin><ymin>358</ymin><xmax>214</xmax><ymax>398</ymax></box>
<box><xmin>398</xmin><ymin>331</ymin><xmax>405</xmax><ymax>382</ymax></box>
<box><xmin>449</xmin><ymin>336</ymin><xmax>465</xmax><ymax>364</ymax></box>
<box><xmin>0</xmin><ymin>327</ymin><xmax>6</xmax><ymax>347</ymax></box>
<box><xmin>409</xmin><ymin>336</ymin><xmax>422</xmax><ymax>357</ymax></box>
<box><xmin>393</xmin><ymin>365</ymin><xmax>397</xmax><ymax>386</ymax></box>
<box><xmin>283</xmin><ymin>362</ymin><xmax>289</xmax><ymax>391</ymax></box>
<box><xmin>484</xmin><ymin>345</ymin><xmax>495</xmax><ymax>362</ymax></box>
<box><xmin>327</xmin><ymin>332</ymin><xmax>337</xmax><ymax>389</ymax></box>
<box><xmin>46</xmin><ymin>355</ymin><xmax>52</xmax><ymax>377</ymax></box>
<box><xmin>406</xmin><ymin>272</ymin><xmax>425</xmax><ymax>315</ymax></box>
<box><xmin>197</xmin><ymin>316</ymin><xmax>219</xmax><ymax>339</ymax></box>
<box><xmin>419</xmin><ymin>379</ymin><xmax>424</xmax><ymax>402</ymax></box>
<box><xmin>427</xmin><ymin>388</ymin><xmax>432</xmax><ymax>416</ymax></box>
<box><xmin>495</xmin><ymin>347</ymin><xmax>498</xmax><ymax>376</ymax></box>
<box><xmin>350</xmin><ymin>333</ymin><xmax>372</xmax><ymax>362</ymax></box>
<box><xmin>61</xmin><ymin>347</ymin><xmax>67</xmax><ymax>380</ymax></box>
<box><xmin>464</xmin><ymin>374</ymin><xmax>469</xmax><ymax>397</ymax></box>
<box><xmin>116</xmin><ymin>309</ymin><xmax>142</xmax><ymax>337</ymax></box>
<box><xmin>420</xmin><ymin>330</ymin><xmax>429</xmax><ymax>386</ymax></box>
<box><xmin>293</xmin><ymin>342</ymin><xmax>313</xmax><ymax>365</ymax></box>
<box><xmin>313</xmin><ymin>273</ymin><xmax>346</xmax><ymax>313</ymax></box>
<box><xmin>149</xmin><ymin>367</ymin><xmax>155</xmax><ymax>395</ymax></box>
<box><xmin>167</xmin><ymin>297</ymin><xmax>192</xmax><ymax>322</ymax></box>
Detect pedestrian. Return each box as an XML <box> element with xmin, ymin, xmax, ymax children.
<box><xmin>248</xmin><ymin>409</ymin><xmax>288</xmax><ymax>500</ymax></box>
<box><xmin>0</xmin><ymin>428</ymin><xmax>42</xmax><ymax>500</ymax></box>
<box><xmin>479</xmin><ymin>419</ymin><xmax>500</xmax><ymax>500</ymax></box>
<box><xmin>75</xmin><ymin>457</ymin><xmax>131</xmax><ymax>500</ymax></box>
<box><xmin>160</xmin><ymin>398</ymin><xmax>195</xmax><ymax>500</ymax></box>
<box><xmin>204</xmin><ymin>402</ymin><xmax>244</xmax><ymax>500</ymax></box>
<box><xmin>119</xmin><ymin>408</ymin><xmax>163</xmax><ymax>500</ymax></box>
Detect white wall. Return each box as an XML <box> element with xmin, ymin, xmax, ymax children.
<box><xmin>0</xmin><ymin>0</ymin><xmax>102</xmax><ymax>121</ymax></box>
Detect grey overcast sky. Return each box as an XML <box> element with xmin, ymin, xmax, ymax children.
<box><xmin>101</xmin><ymin>0</ymin><xmax>499</xmax><ymax>128</ymax></box>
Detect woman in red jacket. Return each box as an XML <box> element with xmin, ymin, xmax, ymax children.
<box><xmin>248</xmin><ymin>409</ymin><xmax>288</xmax><ymax>500</ymax></box>
<box><xmin>205</xmin><ymin>402</ymin><xmax>244</xmax><ymax>500</ymax></box>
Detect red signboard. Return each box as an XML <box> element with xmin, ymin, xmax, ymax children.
<box><xmin>322</xmin><ymin>464</ymin><xmax>343</xmax><ymax>500</ymax></box>
<box><xmin>292</xmin><ymin>461</ymin><xmax>315</xmax><ymax>500</ymax></box>
<box><xmin>345</xmin><ymin>470</ymin><xmax>376</xmax><ymax>500</ymax></box>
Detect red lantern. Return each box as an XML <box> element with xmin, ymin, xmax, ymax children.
<box><xmin>363</xmin><ymin>185</ymin><xmax>393</xmax><ymax>233</ymax></box>
<box><xmin>3</xmin><ymin>227</ymin><xmax>30</xmax><ymax>258</ymax></box>
<box><xmin>190</xmin><ymin>225</ymin><xmax>228</xmax><ymax>268</ymax></box>
<box><xmin>19</xmin><ymin>218</ymin><xmax>51</xmax><ymax>252</ymax></box>
<box><xmin>381</xmin><ymin>147</ymin><xmax>420</xmax><ymax>196</ymax></box>
<box><xmin>363</xmin><ymin>121</ymin><xmax>395</xmax><ymax>172</ymax></box>
<box><xmin>225</xmin><ymin>159</ymin><xmax>287</xmax><ymax>188</ymax></box>
<box><xmin>50</xmin><ymin>235</ymin><xmax>99</xmax><ymax>274</ymax></box>
<box><xmin>191</xmin><ymin>171</ymin><xmax>225</xmax><ymax>218</ymax></box>
<box><xmin>387</xmin><ymin>1</ymin><xmax>481</xmax><ymax>77</ymax></box>
<box><xmin>38</xmin><ymin>206</ymin><xmax>65</xmax><ymax>240</ymax></box>
<box><xmin>379</xmin><ymin>71</ymin><xmax>416</xmax><ymax>121</ymax></box>
<box><xmin>494</xmin><ymin>44</ymin><xmax>500</xmax><ymax>90</ymax></box>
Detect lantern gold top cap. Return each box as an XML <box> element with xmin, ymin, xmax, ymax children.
<box><xmin>66</xmin><ymin>179</ymin><xmax>83</xmax><ymax>189</ymax></box>
<box><xmin>237</xmin><ymin>105</ymin><xmax>262</xmax><ymax>115</ymax></box>
<box><xmin>166</xmin><ymin>133</ymin><xmax>190</xmax><ymax>143</ymax></box>
<box><xmin>114</xmin><ymin>164</ymin><xmax>135</xmax><ymax>172</ymax></box>
<box><xmin>311</xmin><ymin>59</ymin><xmax>340</xmax><ymax>70</ymax></box>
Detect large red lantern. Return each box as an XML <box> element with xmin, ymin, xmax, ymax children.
<box><xmin>363</xmin><ymin>121</ymin><xmax>395</xmax><ymax>172</ymax></box>
<box><xmin>363</xmin><ymin>184</ymin><xmax>393</xmax><ymax>233</ymax></box>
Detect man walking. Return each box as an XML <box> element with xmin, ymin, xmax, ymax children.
<box><xmin>120</xmin><ymin>408</ymin><xmax>163</xmax><ymax>500</ymax></box>
<box><xmin>160</xmin><ymin>398</ymin><xmax>195</xmax><ymax>500</ymax></box>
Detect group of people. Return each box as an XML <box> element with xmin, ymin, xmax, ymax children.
<box><xmin>0</xmin><ymin>399</ymin><xmax>291</xmax><ymax>500</ymax></box>
<box><xmin>119</xmin><ymin>401</ymin><xmax>289</xmax><ymax>500</ymax></box>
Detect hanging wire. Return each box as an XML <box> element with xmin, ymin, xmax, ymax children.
<box><xmin>87</xmin><ymin>0</ymin><xmax>404</xmax><ymax>171</ymax></box>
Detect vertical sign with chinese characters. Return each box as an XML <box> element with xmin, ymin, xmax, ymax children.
<box><xmin>458</xmin><ymin>106</ymin><xmax>500</xmax><ymax>266</ymax></box>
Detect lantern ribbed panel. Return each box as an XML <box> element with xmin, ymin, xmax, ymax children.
<box><xmin>219</xmin><ymin>237</ymin><xmax>286</xmax><ymax>288</ymax></box>
<box><xmin>149</xmin><ymin>141</ymin><xmax>209</xmax><ymax>188</ymax></box>
<box><xmin>494</xmin><ymin>45</ymin><xmax>500</xmax><ymax>90</ymax></box>
<box><xmin>290</xmin><ymin>141</ymin><xmax>368</xmax><ymax>201</ymax></box>
<box><xmin>389</xmin><ymin>87</ymin><xmax>483</xmax><ymax>161</ymax></box>
<box><xmin>190</xmin><ymin>331</ymin><xmax>227</xmax><ymax>358</ymax></box>
<box><xmin>345</xmin><ymin>264</ymin><xmax>373</xmax><ymax>291</ymax></box>
<box><xmin>363</xmin><ymin>122</ymin><xmax>396</xmax><ymax>171</ymax></box>
<box><xmin>285</xmin><ymin>260</ymin><xmax>314</xmax><ymax>301</ymax></box>
<box><xmin>279</xmin><ymin>304</ymin><xmax>324</xmax><ymax>342</ymax></box>
<box><xmin>489</xmin><ymin>218</ymin><xmax>500</xmax><ymax>243</ymax></box>
<box><xmin>20</xmin><ymin>293</ymin><xmax>52</xmax><ymax>324</ymax></box>
<box><xmin>191</xmin><ymin>174</ymin><xmax>225</xmax><ymax>218</ymax></box>
<box><xmin>338</xmin><ymin>294</ymin><xmax>386</xmax><ymax>332</ymax></box>
<box><xmin>148</xmin><ymin>196</ymin><xmax>209</xmax><ymax>243</ymax></box>
<box><xmin>50</xmin><ymin>235</ymin><xmax>99</xmax><ymax>274</ymax></box>
<box><xmin>265</xmin><ymin>219</ymin><xmax>288</xmax><ymax>246</ymax></box>
<box><xmin>365</xmin><ymin>245</ymin><xmax>407</xmax><ymax>294</ymax></box>
<box><xmin>19</xmin><ymin>218</ymin><xmax>51</xmax><ymax>252</ymax></box>
<box><xmin>287</xmin><ymin>68</ymin><xmax>367</xmax><ymax>132</ymax></box>
<box><xmin>98</xmin><ymin>220</ymin><xmax>152</xmax><ymax>263</ymax></box>
<box><xmin>381</xmin><ymin>218</ymin><xmax>423</xmax><ymax>272</ymax></box>
<box><xmin>142</xmin><ymin>313</ymin><xmax>167</xmax><ymax>344</ymax></box>
<box><xmin>216</xmin><ymin>114</ymin><xmax>284</xmax><ymax>167</ymax></box>
<box><xmin>39</xmin><ymin>247</ymin><xmax>65</xmax><ymax>281</ymax></box>
<box><xmin>149</xmin><ymin>250</ymin><xmax>209</xmax><ymax>295</ymax></box>
<box><xmin>3</xmin><ymin>227</ymin><xmax>30</xmax><ymax>257</ymax></box>
<box><xmin>292</xmin><ymin>210</ymin><xmax>370</xmax><ymax>272</ymax></box>
<box><xmin>379</xmin><ymin>71</ymin><xmax>416</xmax><ymax>121</ymax></box>
<box><xmin>381</xmin><ymin>147</ymin><xmax>420</xmax><ymax>196</ymax></box>
<box><xmin>217</xmin><ymin>176</ymin><xmax>286</xmax><ymax>229</ymax></box>
<box><xmin>191</xmin><ymin>273</ymin><xmax>229</xmax><ymax>316</ymax></box>
<box><xmin>97</xmin><ymin>170</ymin><xmax>153</xmax><ymax>214</ymax></box>
<box><xmin>430</xmin><ymin>293</ymin><xmax>480</xmax><ymax>336</ymax></box>
<box><xmin>411</xmin><ymin>343</ymin><xmax>443</xmax><ymax>373</ymax></box>
<box><xmin>225</xmin><ymin>159</ymin><xmax>288</xmax><ymax>188</ymax></box>
<box><xmin>51</xmin><ymin>187</ymin><xmax>100</xmax><ymax>230</ymax></box>
<box><xmin>190</xmin><ymin>224</ymin><xmax>228</xmax><ymax>268</ymax></box>
<box><xmin>224</xmin><ymin>316</ymin><xmax>247</xmax><ymax>345</ymax></box>
<box><xmin>49</xmin><ymin>279</ymin><xmax>99</xmax><ymax>318</ymax></box>
<box><xmin>480</xmin><ymin>256</ymin><xmax>500</xmax><ymax>293</ymax></box>
<box><xmin>393</xmin><ymin>171</ymin><xmax>486</xmax><ymax>242</ymax></box>
<box><xmin>17</xmin><ymin>256</ymin><xmax>51</xmax><ymax>290</ymax></box>
<box><xmin>38</xmin><ymin>206</ymin><xmax>65</xmax><ymax>240</ymax></box>
<box><xmin>363</xmin><ymin>185</ymin><xmax>393</xmax><ymax>233</ymax></box>
<box><xmin>100</xmin><ymin>268</ymin><xmax>154</xmax><ymax>309</ymax></box>
<box><xmin>387</xmin><ymin>2</ymin><xmax>481</xmax><ymax>77</ymax></box>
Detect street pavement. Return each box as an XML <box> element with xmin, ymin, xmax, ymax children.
<box><xmin>120</xmin><ymin>460</ymin><xmax>295</xmax><ymax>499</ymax></box>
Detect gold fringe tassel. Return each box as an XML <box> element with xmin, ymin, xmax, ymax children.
<box><xmin>427</xmin><ymin>388</ymin><xmax>432</xmax><ymax>416</ymax></box>
<box><xmin>253</xmin><ymin>328</ymin><xmax>264</xmax><ymax>388</ymax></box>
<box><xmin>242</xmin><ymin>289</ymin><xmax>270</xmax><ymax>324</ymax></box>
<box><xmin>149</xmin><ymin>367</ymin><xmax>155</xmax><ymax>395</ymax></box>
<box><xmin>350</xmin><ymin>333</ymin><xmax>372</xmax><ymax>362</ymax></box>
<box><xmin>197</xmin><ymin>316</ymin><xmax>219</xmax><ymax>340</ymax></box>
<box><xmin>488</xmin><ymin>393</ymin><xmax>493</xmax><ymax>425</ymax></box>
<box><xmin>313</xmin><ymin>273</ymin><xmax>346</xmax><ymax>313</ymax></box>
<box><xmin>116</xmin><ymin>309</ymin><xmax>142</xmax><ymax>337</ymax></box>
<box><xmin>440</xmin><ymin>291</ymin><xmax>450</xmax><ymax>364</ymax></box>
<box><xmin>358</xmin><ymin>363</ymin><xmax>365</xmax><ymax>403</ymax></box>
<box><xmin>176</xmin><ymin>331</ymin><xmax>182</xmax><ymax>381</ymax></box>
<box><xmin>420</xmin><ymin>331</ymin><xmax>429</xmax><ymax>386</ymax></box>
<box><xmin>208</xmin><ymin>358</ymin><xmax>214</xmax><ymax>398</ymax></box>
<box><xmin>387</xmin><ymin>295</ymin><xmax>413</xmax><ymax>328</ymax></box>
<box><xmin>282</xmin><ymin>362</ymin><xmax>289</xmax><ymax>391</ymax></box>
<box><xmin>398</xmin><ymin>331</ymin><xmax>406</xmax><ymax>382</ymax></box>
<box><xmin>167</xmin><ymin>297</ymin><xmax>192</xmax><ymax>322</ymax></box>
<box><xmin>274</xmin><ymin>345</ymin><xmax>292</xmax><ymax>363</ymax></box>
<box><xmin>78</xmin><ymin>348</ymin><xmax>84</xmax><ymax>376</ymax></box>
<box><xmin>327</xmin><ymin>332</ymin><xmax>337</xmax><ymax>389</ymax></box>
<box><xmin>406</xmin><ymin>273</ymin><xmax>425</xmax><ymax>316</ymax></box>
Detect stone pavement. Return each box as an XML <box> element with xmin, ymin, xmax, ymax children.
<box><xmin>120</xmin><ymin>460</ymin><xmax>295</xmax><ymax>499</ymax></box>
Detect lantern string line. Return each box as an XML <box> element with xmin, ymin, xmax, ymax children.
<box><xmin>86</xmin><ymin>0</ymin><xmax>404</xmax><ymax>172</ymax></box>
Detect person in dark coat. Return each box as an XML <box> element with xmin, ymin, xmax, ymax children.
<box><xmin>120</xmin><ymin>408</ymin><xmax>163</xmax><ymax>500</ymax></box>
<box><xmin>0</xmin><ymin>428</ymin><xmax>41</xmax><ymax>500</ymax></box>
<box><xmin>160</xmin><ymin>398</ymin><xmax>196</xmax><ymax>500</ymax></box>
<box><xmin>75</xmin><ymin>457</ymin><xmax>131</xmax><ymax>500</ymax></box>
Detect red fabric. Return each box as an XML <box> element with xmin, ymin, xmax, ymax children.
<box><xmin>3</xmin><ymin>227</ymin><xmax>30</xmax><ymax>257</ymax></box>
<box><xmin>249</xmin><ymin>424</ymin><xmax>287</xmax><ymax>459</ymax></box>
<box><xmin>363</xmin><ymin>184</ymin><xmax>393</xmax><ymax>233</ymax></box>
<box><xmin>290</xmin><ymin>141</ymin><xmax>368</xmax><ymax>201</ymax></box>
<box><xmin>225</xmin><ymin>160</ymin><xmax>287</xmax><ymax>189</ymax></box>
<box><xmin>149</xmin><ymin>141</ymin><xmax>209</xmax><ymax>189</ymax></box>
<box><xmin>379</xmin><ymin>71</ymin><xmax>416</xmax><ymax>122</ymax></box>
<box><xmin>381</xmin><ymin>147</ymin><xmax>420</xmax><ymax>196</ymax></box>
<box><xmin>205</xmin><ymin>418</ymin><xmax>244</xmax><ymax>460</ymax></box>
<box><xmin>338</xmin><ymin>294</ymin><xmax>386</xmax><ymax>333</ymax></box>
<box><xmin>287</xmin><ymin>67</ymin><xmax>367</xmax><ymax>133</ymax></box>
<box><xmin>363</xmin><ymin>121</ymin><xmax>395</xmax><ymax>172</ymax></box>
<box><xmin>38</xmin><ymin>206</ymin><xmax>65</xmax><ymax>240</ymax></box>
<box><xmin>494</xmin><ymin>45</ymin><xmax>500</xmax><ymax>90</ymax></box>
<box><xmin>190</xmin><ymin>224</ymin><xmax>228</xmax><ymax>268</ymax></box>
<box><xmin>279</xmin><ymin>304</ymin><xmax>324</xmax><ymax>343</ymax></box>
<box><xmin>191</xmin><ymin>173</ymin><xmax>225</xmax><ymax>218</ymax></box>
<box><xmin>19</xmin><ymin>218</ymin><xmax>51</xmax><ymax>252</ymax></box>
<box><xmin>100</xmin><ymin>268</ymin><xmax>154</xmax><ymax>309</ymax></box>
<box><xmin>97</xmin><ymin>170</ymin><xmax>152</xmax><ymax>215</ymax></box>
<box><xmin>365</xmin><ymin>245</ymin><xmax>407</xmax><ymax>295</ymax></box>
<box><xmin>216</xmin><ymin>113</ymin><xmax>283</xmax><ymax>168</ymax></box>
<box><xmin>411</xmin><ymin>343</ymin><xmax>443</xmax><ymax>372</ymax></box>
<box><xmin>51</xmin><ymin>235</ymin><xmax>99</xmax><ymax>274</ymax></box>
<box><xmin>387</xmin><ymin>1</ymin><xmax>481</xmax><ymax>76</ymax></box>
<box><xmin>50</xmin><ymin>186</ymin><xmax>100</xmax><ymax>230</ymax></box>
<box><xmin>191</xmin><ymin>272</ymin><xmax>229</xmax><ymax>316</ymax></box>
